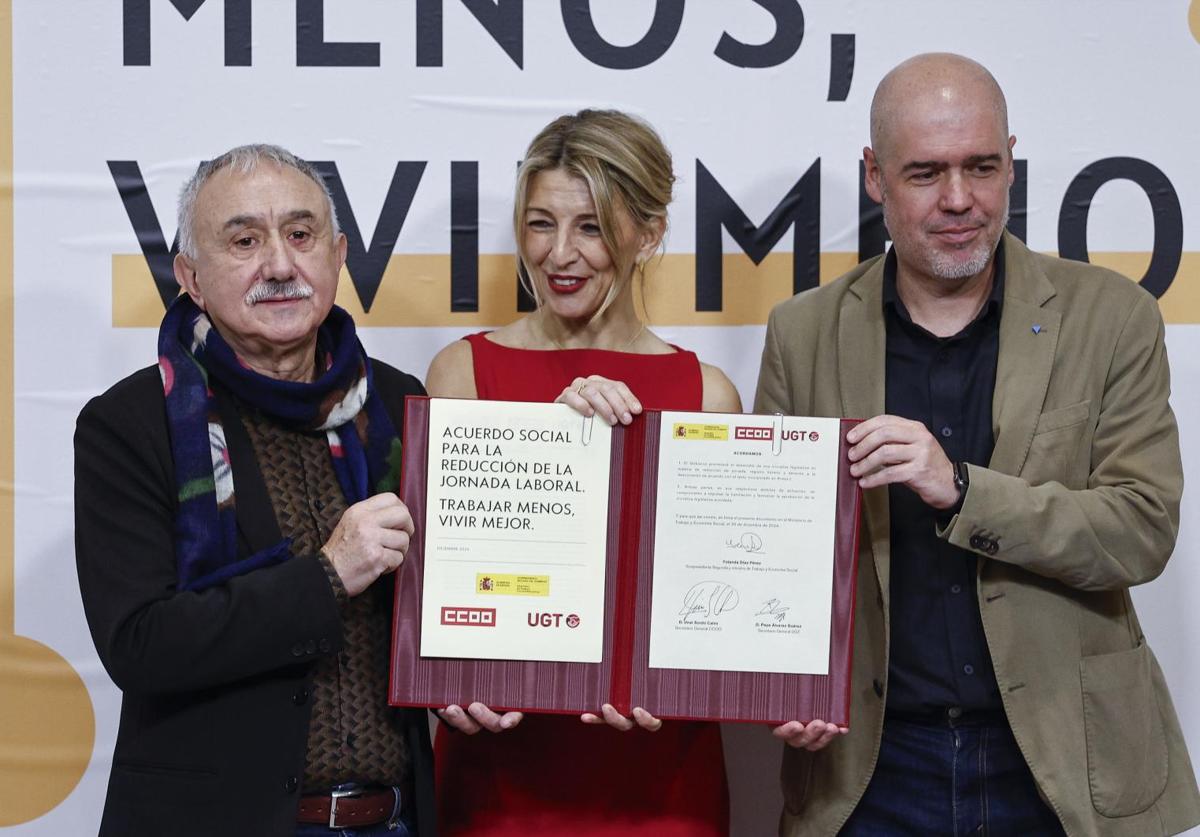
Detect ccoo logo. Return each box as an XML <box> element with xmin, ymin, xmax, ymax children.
<box><xmin>441</xmin><ymin>606</ymin><xmax>496</xmax><ymax>626</ymax></box>
<box><xmin>734</xmin><ymin>426</ymin><xmax>774</xmax><ymax>441</ymax></box>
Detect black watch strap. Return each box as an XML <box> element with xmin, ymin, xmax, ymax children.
<box><xmin>952</xmin><ymin>461</ymin><xmax>970</xmax><ymax>503</ymax></box>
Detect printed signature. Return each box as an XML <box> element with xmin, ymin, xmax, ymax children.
<box><xmin>724</xmin><ymin>532</ymin><xmax>764</xmax><ymax>554</ymax></box>
<box><xmin>755</xmin><ymin>598</ymin><xmax>791</xmax><ymax>623</ymax></box>
<box><xmin>679</xmin><ymin>581</ymin><xmax>740</xmax><ymax>622</ymax></box>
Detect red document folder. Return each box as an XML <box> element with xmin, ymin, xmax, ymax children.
<box><xmin>389</xmin><ymin>397</ymin><xmax>862</xmax><ymax>725</ymax></box>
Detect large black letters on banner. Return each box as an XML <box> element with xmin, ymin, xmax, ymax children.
<box><xmin>695</xmin><ymin>160</ymin><xmax>820</xmax><ymax>311</ymax></box>
<box><xmin>826</xmin><ymin>34</ymin><xmax>854</xmax><ymax>101</ymax></box>
<box><xmin>1057</xmin><ymin>157</ymin><xmax>1183</xmax><ymax>298</ymax></box>
<box><xmin>713</xmin><ymin>0</ymin><xmax>803</xmax><ymax>68</ymax></box>
<box><xmin>123</xmin><ymin>0</ymin><xmax>251</xmax><ymax>66</ymax></box>
<box><xmin>296</xmin><ymin>0</ymin><xmax>381</xmax><ymax>67</ymax></box>
<box><xmin>417</xmin><ymin>0</ymin><xmax>523</xmax><ymax>67</ymax></box>
<box><xmin>451</xmin><ymin>162</ymin><xmax>480</xmax><ymax>312</ymax></box>
<box><xmin>108</xmin><ymin>161</ymin><xmax>181</xmax><ymax>309</ymax></box>
<box><xmin>857</xmin><ymin>159</ymin><xmax>1029</xmax><ymax>261</ymax></box>
<box><xmin>560</xmin><ymin>0</ymin><xmax>684</xmax><ymax>69</ymax></box>
<box><xmin>1008</xmin><ymin>159</ymin><xmax>1028</xmax><ymax>243</ymax></box>
<box><xmin>314</xmin><ymin>162</ymin><xmax>427</xmax><ymax>313</ymax></box>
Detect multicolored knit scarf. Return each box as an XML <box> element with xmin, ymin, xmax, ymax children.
<box><xmin>158</xmin><ymin>295</ymin><xmax>402</xmax><ymax>592</ymax></box>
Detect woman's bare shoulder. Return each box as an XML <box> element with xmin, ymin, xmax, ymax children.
<box><xmin>426</xmin><ymin>339</ymin><xmax>478</xmax><ymax>398</ymax></box>
<box><xmin>700</xmin><ymin>362</ymin><xmax>742</xmax><ymax>413</ymax></box>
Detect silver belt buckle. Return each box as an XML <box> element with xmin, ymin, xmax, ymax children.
<box><xmin>329</xmin><ymin>783</ymin><xmax>363</xmax><ymax>829</ymax></box>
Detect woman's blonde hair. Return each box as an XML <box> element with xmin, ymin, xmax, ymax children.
<box><xmin>513</xmin><ymin>109</ymin><xmax>675</xmax><ymax>312</ymax></box>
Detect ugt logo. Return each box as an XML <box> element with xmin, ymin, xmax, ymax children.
<box><xmin>781</xmin><ymin>429</ymin><xmax>820</xmax><ymax>442</ymax></box>
<box><xmin>527</xmin><ymin>612</ymin><xmax>581</xmax><ymax>629</ymax></box>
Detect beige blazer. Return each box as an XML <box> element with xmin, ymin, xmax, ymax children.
<box><xmin>755</xmin><ymin>232</ymin><xmax>1200</xmax><ymax>836</ymax></box>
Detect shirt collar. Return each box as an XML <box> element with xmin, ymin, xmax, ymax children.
<box><xmin>882</xmin><ymin>238</ymin><xmax>1006</xmax><ymax>329</ymax></box>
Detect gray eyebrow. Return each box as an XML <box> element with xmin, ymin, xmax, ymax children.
<box><xmin>221</xmin><ymin>209</ymin><xmax>318</xmax><ymax>231</ymax></box>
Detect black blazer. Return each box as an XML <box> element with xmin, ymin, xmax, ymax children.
<box><xmin>74</xmin><ymin>361</ymin><xmax>435</xmax><ymax>837</ymax></box>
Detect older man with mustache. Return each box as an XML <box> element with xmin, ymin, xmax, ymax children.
<box><xmin>75</xmin><ymin>145</ymin><xmax>435</xmax><ymax>837</ymax></box>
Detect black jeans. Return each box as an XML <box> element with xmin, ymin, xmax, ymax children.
<box><xmin>840</xmin><ymin>713</ymin><xmax>1064</xmax><ymax>836</ymax></box>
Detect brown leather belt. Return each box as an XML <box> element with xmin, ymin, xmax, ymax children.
<box><xmin>297</xmin><ymin>786</ymin><xmax>400</xmax><ymax>828</ymax></box>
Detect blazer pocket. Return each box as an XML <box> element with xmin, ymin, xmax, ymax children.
<box><xmin>1027</xmin><ymin>401</ymin><xmax>1092</xmax><ymax>488</ymax></box>
<box><xmin>1034</xmin><ymin>400</ymin><xmax>1091</xmax><ymax>435</ymax></box>
<box><xmin>113</xmin><ymin>760</ymin><xmax>217</xmax><ymax>779</ymax></box>
<box><xmin>110</xmin><ymin>760</ymin><xmax>219</xmax><ymax>802</ymax></box>
<box><xmin>1079</xmin><ymin>641</ymin><xmax>1168</xmax><ymax>817</ymax></box>
<box><xmin>105</xmin><ymin>762</ymin><xmax>221</xmax><ymax>835</ymax></box>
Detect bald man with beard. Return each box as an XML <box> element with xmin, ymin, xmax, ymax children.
<box><xmin>756</xmin><ymin>53</ymin><xmax>1200</xmax><ymax>835</ymax></box>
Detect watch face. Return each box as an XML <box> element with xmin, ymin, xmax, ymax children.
<box><xmin>955</xmin><ymin>462</ymin><xmax>969</xmax><ymax>490</ymax></box>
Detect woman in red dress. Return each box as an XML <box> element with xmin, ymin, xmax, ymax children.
<box><xmin>425</xmin><ymin>109</ymin><xmax>742</xmax><ymax>836</ymax></box>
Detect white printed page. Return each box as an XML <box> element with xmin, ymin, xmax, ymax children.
<box><xmin>419</xmin><ymin>399</ymin><xmax>612</xmax><ymax>663</ymax></box>
<box><xmin>648</xmin><ymin>413</ymin><xmax>842</xmax><ymax>674</ymax></box>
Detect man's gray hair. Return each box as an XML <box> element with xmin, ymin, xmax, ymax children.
<box><xmin>176</xmin><ymin>143</ymin><xmax>341</xmax><ymax>259</ymax></box>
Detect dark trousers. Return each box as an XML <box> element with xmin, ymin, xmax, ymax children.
<box><xmin>840</xmin><ymin>713</ymin><xmax>1064</xmax><ymax>836</ymax></box>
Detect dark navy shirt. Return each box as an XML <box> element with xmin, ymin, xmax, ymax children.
<box><xmin>882</xmin><ymin>244</ymin><xmax>1005</xmax><ymax>714</ymax></box>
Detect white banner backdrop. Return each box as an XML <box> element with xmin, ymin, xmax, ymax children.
<box><xmin>5</xmin><ymin>2</ymin><xmax>1200</xmax><ymax>834</ymax></box>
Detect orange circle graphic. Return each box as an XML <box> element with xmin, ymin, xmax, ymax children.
<box><xmin>0</xmin><ymin>634</ymin><xmax>95</xmax><ymax>825</ymax></box>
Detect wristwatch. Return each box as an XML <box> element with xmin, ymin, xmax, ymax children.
<box><xmin>953</xmin><ymin>461</ymin><xmax>970</xmax><ymax>502</ymax></box>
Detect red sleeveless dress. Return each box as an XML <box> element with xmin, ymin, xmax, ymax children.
<box><xmin>434</xmin><ymin>332</ymin><xmax>729</xmax><ymax>837</ymax></box>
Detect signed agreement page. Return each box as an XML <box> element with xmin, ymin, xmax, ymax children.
<box><xmin>647</xmin><ymin>413</ymin><xmax>842</xmax><ymax>674</ymax></box>
<box><xmin>419</xmin><ymin>399</ymin><xmax>612</xmax><ymax>663</ymax></box>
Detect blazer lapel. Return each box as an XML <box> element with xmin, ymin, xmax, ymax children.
<box><xmin>837</xmin><ymin>264</ymin><xmax>890</xmax><ymax>600</ymax></box>
<box><xmin>989</xmin><ymin>234</ymin><xmax>1060</xmax><ymax>476</ymax></box>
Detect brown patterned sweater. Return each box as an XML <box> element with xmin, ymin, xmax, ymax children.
<box><xmin>241</xmin><ymin>408</ymin><xmax>409</xmax><ymax>792</ymax></box>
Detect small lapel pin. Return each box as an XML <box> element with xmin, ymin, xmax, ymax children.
<box><xmin>1031</xmin><ymin>324</ymin><xmax>1042</xmax><ymax>334</ymax></box>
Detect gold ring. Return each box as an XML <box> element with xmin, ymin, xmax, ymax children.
<box><xmin>576</xmin><ymin>381</ymin><xmax>588</xmax><ymax>395</ymax></box>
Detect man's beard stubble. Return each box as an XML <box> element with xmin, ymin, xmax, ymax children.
<box><xmin>881</xmin><ymin>190</ymin><xmax>1008</xmax><ymax>283</ymax></box>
